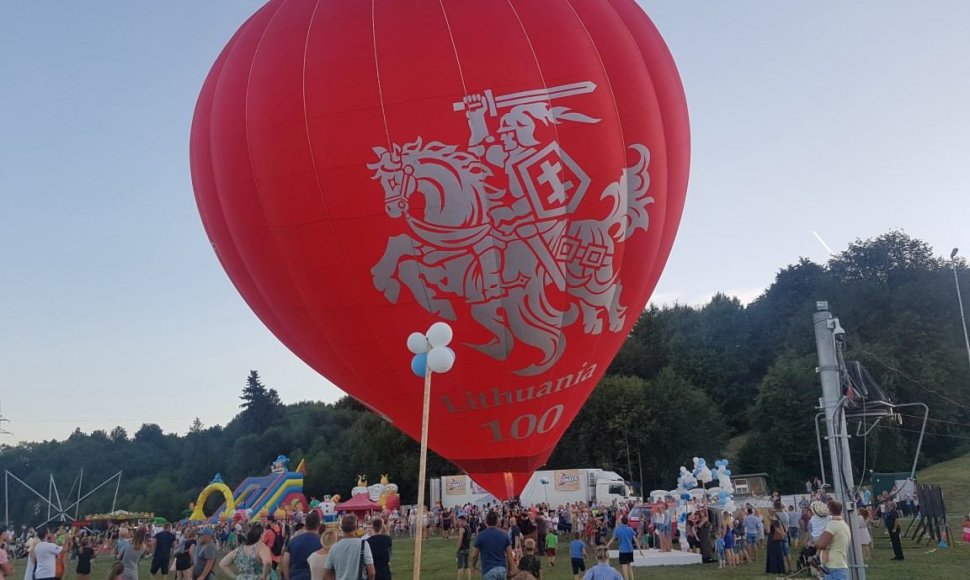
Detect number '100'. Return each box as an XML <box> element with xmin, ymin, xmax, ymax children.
<box><xmin>481</xmin><ymin>404</ymin><xmax>564</xmax><ymax>441</ymax></box>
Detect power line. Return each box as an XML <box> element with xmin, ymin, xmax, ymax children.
<box><xmin>872</xmin><ymin>423</ymin><xmax>970</xmax><ymax>442</ymax></box>
<box><xmin>895</xmin><ymin>412</ymin><xmax>970</xmax><ymax>430</ymax></box>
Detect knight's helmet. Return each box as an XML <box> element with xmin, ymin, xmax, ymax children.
<box><xmin>497</xmin><ymin>104</ymin><xmax>548</xmax><ymax>148</ymax></box>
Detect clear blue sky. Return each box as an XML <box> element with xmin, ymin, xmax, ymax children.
<box><xmin>2</xmin><ymin>1</ymin><xmax>968</xmax><ymax>444</ymax></box>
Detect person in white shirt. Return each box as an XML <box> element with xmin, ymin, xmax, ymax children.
<box><xmin>32</xmin><ymin>529</ymin><xmax>62</xmax><ymax>580</ymax></box>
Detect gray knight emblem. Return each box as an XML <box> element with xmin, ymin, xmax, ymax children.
<box><xmin>369</xmin><ymin>81</ymin><xmax>653</xmax><ymax>376</ymax></box>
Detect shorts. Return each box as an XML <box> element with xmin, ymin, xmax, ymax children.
<box><xmin>571</xmin><ymin>558</ymin><xmax>586</xmax><ymax>574</ymax></box>
<box><xmin>619</xmin><ymin>552</ymin><xmax>634</xmax><ymax>565</ymax></box>
<box><xmin>782</xmin><ymin>539</ymin><xmax>790</xmax><ymax>556</ymax></box>
<box><xmin>483</xmin><ymin>567</ymin><xmax>507</xmax><ymax>580</ymax></box>
<box><xmin>746</xmin><ymin>533</ymin><xmax>758</xmax><ymax>545</ymax></box>
<box><xmin>456</xmin><ymin>549</ymin><xmax>469</xmax><ymax>569</ymax></box>
<box><xmin>150</xmin><ymin>556</ymin><xmax>171</xmax><ymax>575</ymax></box>
<box><xmin>789</xmin><ymin>527</ymin><xmax>800</xmax><ymax>539</ymax></box>
<box><xmin>175</xmin><ymin>555</ymin><xmax>193</xmax><ymax>572</ymax></box>
<box><xmin>717</xmin><ymin>547</ymin><xmax>725</xmax><ymax>560</ymax></box>
<box><xmin>546</xmin><ymin>548</ymin><xmax>556</xmax><ymax>556</ymax></box>
<box><xmin>824</xmin><ymin>569</ymin><xmax>849</xmax><ymax>580</ymax></box>
<box><xmin>660</xmin><ymin>524</ymin><xmax>671</xmax><ymax>534</ymax></box>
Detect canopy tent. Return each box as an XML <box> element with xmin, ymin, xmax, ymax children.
<box><xmin>335</xmin><ymin>494</ymin><xmax>381</xmax><ymax>514</ymax></box>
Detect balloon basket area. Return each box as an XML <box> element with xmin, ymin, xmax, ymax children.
<box><xmin>607</xmin><ymin>549</ymin><xmax>702</xmax><ymax>567</ymax></box>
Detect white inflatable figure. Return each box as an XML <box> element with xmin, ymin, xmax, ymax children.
<box><xmin>367</xmin><ymin>483</ymin><xmax>383</xmax><ymax>501</ymax></box>
<box><xmin>351</xmin><ymin>475</ymin><xmax>369</xmax><ymax>497</ymax></box>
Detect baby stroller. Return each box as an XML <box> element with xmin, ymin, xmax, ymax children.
<box><xmin>789</xmin><ymin>545</ymin><xmax>828</xmax><ymax>579</ymax></box>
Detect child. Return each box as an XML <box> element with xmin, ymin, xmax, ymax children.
<box><xmin>807</xmin><ymin>501</ymin><xmax>832</xmax><ymax>572</ymax></box>
<box><xmin>715</xmin><ymin>532</ymin><xmax>726</xmax><ymax>568</ymax></box>
<box><xmin>963</xmin><ymin>514</ymin><xmax>970</xmax><ymax>545</ymax></box>
<box><xmin>569</xmin><ymin>532</ymin><xmax>588</xmax><ymax>580</ymax></box>
<box><xmin>583</xmin><ymin>546</ymin><xmax>622</xmax><ymax>580</ymax></box>
<box><xmin>545</xmin><ymin>529</ymin><xmax>558</xmax><ymax>567</ymax></box>
<box><xmin>518</xmin><ymin>538</ymin><xmax>542</xmax><ymax>579</ymax></box>
<box><xmin>107</xmin><ymin>562</ymin><xmax>125</xmax><ymax>580</ymax></box>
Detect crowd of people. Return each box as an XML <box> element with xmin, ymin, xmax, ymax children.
<box><xmin>0</xmin><ymin>484</ymin><xmax>941</xmax><ymax>580</ymax></box>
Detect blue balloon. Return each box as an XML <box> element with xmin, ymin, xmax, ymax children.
<box><xmin>411</xmin><ymin>353</ymin><xmax>428</xmax><ymax>377</ymax></box>
<box><xmin>724</xmin><ymin>469</ymin><xmax>732</xmax><ymax>477</ymax></box>
<box><xmin>680</xmin><ymin>493</ymin><xmax>690</xmax><ymax>501</ymax></box>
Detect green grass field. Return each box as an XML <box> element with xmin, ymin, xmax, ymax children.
<box><xmin>24</xmin><ymin>529</ymin><xmax>968</xmax><ymax>580</ymax></box>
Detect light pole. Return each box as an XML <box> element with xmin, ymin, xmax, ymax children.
<box><xmin>950</xmin><ymin>248</ymin><xmax>970</xmax><ymax>372</ymax></box>
<box><xmin>406</xmin><ymin>322</ymin><xmax>456</xmax><ymax>579</ymax></box>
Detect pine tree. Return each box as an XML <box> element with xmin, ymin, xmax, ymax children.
<box><xmin>239</xmin><ymin>370</ymin><xmax>282</xmax><ymax>428</ymax></box>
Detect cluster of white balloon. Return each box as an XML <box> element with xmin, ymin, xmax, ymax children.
<box><xmin>407</xmin><ymin>322</ymin><xmax>456</xmax><ymax>376</ymax></box>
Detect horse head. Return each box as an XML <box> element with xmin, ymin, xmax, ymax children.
<box><xmin>369</xmin><ymin>140</ymin><xmax>423</xmax><ymax>219</ymax></box>
<box><xmin>369</xmin><ymin>138</ymin><xmax>495</xmax><ymax>227</ymax></box>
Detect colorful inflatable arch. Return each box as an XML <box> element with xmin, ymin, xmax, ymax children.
<box><xmin>189</xmin><ymin>474</ymin><xmax>236</xmax><ymax>521</ymax></box>
<box><xmin>188</xmin><ymin>457</ymin><xmax>309</xmax><ymax>523</ymax></box>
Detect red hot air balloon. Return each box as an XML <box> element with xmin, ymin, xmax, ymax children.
<box><xmin>191</xmin><ymin>0</ymin><xmax>689</xmax><ymax>499</ymax></box>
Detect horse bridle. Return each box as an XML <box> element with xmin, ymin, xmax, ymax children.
<box><xmin>385</xmin><ymin>164</ymin><xmax>416</xmax><ymax>215</ymax></box>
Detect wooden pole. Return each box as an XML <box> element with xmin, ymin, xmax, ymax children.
<box><xmin>412</xmin><ymin>367</ymin><xmax>433</xmax><ymax>579</ymax></box>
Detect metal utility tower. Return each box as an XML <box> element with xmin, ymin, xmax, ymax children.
<box><xmin>813</xmin><ymin>302</ymin><xmax>867</xmax><ymax>580</ymax></box>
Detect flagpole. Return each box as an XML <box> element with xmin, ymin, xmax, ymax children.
<box><xmin>406</xmin><ymin>322</ymin><xmax>455</xmax><ymax>579</ymax></box>
<box><xmin>412</xmin><ymin>366</ymin><xmax>433</xmax><ymax>579</ymax></box>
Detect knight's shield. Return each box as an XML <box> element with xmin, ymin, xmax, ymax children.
<box><xmin>513</xmin><ymin>143</ymin><xmax>590</xmax><ymax>219</ymax></box>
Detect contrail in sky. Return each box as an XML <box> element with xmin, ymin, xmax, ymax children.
<box><xmin>812</xmin><ymin>231</ymin><xmax>836</xmax><ymax>256</ymax></box>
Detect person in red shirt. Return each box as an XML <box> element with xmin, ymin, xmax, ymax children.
<box><xmin>261</xmin><ymin>517</ymin><xmax>286</xmax><ymax>570</ymax></box>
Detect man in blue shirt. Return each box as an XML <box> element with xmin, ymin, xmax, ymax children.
<box><xmin>605</xmin><ymin>516</ymin><xmax>640</xmax><ymax>580</ymax></box>
<box><xmin>282</xmin><ymin>511</ymin><xmax>321</xmax><ymax>580</ymax></box>
<box><xmin>471</xmin><ymin>511</ymin><xmax>514</xmax><ymax>580</ymax></box>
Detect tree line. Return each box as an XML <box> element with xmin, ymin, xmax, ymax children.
<box><xmin>1</xmin><ymin>231</ymin><xmax>968</xmax><ymax>524</ymax></box>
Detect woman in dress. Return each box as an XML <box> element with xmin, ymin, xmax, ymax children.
<box><xmin>764</xmin><ymin>512</ymin><xmax>787</xmax><ymax>574</ymax></box>
<box><xmin>75</xmin><ymin>536</ymin><xmax>95</xmax><ymax>580</ymax></box>
<box><xmin>218</xmin><ymin>525</ymin><xmax>272</xmax><ymax>580</ymax></box>
<box><xmin>856</xmin><ymin>508</ymin><xmax>873</xmax><ymax>560</ymax></box>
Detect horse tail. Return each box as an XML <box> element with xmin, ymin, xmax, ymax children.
<box><xmin>605</xmin><ymin>144</ymin><xmax>653</xmax><ymax>242</ymax></box>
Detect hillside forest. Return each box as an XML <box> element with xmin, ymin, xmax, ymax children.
<box><xmin>1</xmin><ymin>231</ymin><xmax>968</xmax><ymax>524</ymax></box>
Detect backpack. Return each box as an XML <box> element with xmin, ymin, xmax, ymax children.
<box><xmin>269</xmin><ymin>527</ymin><xmax>285</xmax><ymax>556</ymax></box>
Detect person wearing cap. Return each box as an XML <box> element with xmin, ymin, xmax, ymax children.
<box><xmin>582</xmin><ymin>546</ymin><xmax>621</xmax><ymax>580</ymax></box>
<box><xmin>192</xmin><ymin>530</ymin><xmax>217</xmax><ymax>580</ymax></box>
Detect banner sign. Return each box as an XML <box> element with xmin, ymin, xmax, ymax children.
<box><xmin>555</xmin><ymin>469</ymin><xmax>582</xmax><ymax>491</ymax></box>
